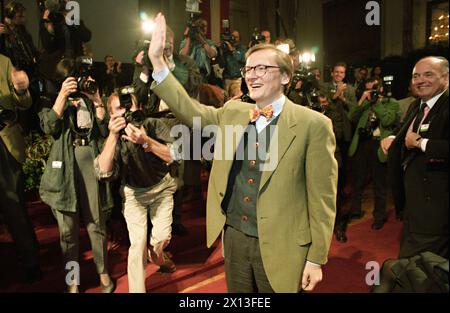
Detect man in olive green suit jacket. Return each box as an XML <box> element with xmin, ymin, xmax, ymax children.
<box><xmin>147</xmin><ymin>14</ymin><xmax>337</xmax><ymax>293</ymax></box>
<box><xmin>0</xmin><ymin>53</ymin><xmax>41</xmax><ymax>282</ymax></box>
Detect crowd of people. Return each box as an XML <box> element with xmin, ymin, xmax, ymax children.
<box><xmin>0</xmin><ymin>2</ymin><xmax>448</xmax><ymax>293</ymax></box>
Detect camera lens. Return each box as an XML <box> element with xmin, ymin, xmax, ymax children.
<box><xmin>77</xmin><ymin>77</ymin><xmax>98</xmax><ymax>94</ymax></box>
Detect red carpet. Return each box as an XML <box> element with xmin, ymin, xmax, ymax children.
<box><xmin>0</xmin><ymin>180</ymin><xmax>402</xmax><ymax>293</ymax></box>
<box><xmin>181</xmin><ymin>209</ymin><xmax>402</xmax><ymax>293</ymax></box>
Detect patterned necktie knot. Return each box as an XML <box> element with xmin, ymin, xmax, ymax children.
<box><xmin>249</xmin><ymin>105</ymin><xmax>274</xmax><ymax>122</ymax></box>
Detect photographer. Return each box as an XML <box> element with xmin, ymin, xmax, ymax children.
<box><xmin>133</xmin><ymin>26</ymin><xmax>201</xmax><ymax>114</ymax></box>
<box><xmin>38</xmin><ymin>57</ymin><xmax>114</xmax><ymax>293</ymax></box>
<box><xmin>132</xmin><ymin>26</ymin><xmax>200</xmax><ymax>239</ymax></box>
<box><xmin>1</xmin><ymin>1</ymin><xmax>41</xmax><ymax>133</ymax></box>
<box><xmin>316</xmin><ymin>93</ymin><xmax>352</xmax><ymax>242</ymax></box>
<box><xmin>347</xmin><ymin>78</ymin><xmax>400</xmax><ymax>230</ymax></box>
<box><xmin>38</xmin><ymin>0</ymin><xmax>92</xmax><ymax>93</ymax></box>
<box><xmin>95</xmin><ymin>92</ymin><xmax>178</xmax><ymax>293</ymax></box>
<box><xmin>0</xmin><ymin>53</ymin><xmax>41</xmax><ymax>284</ymax></box>
<box><xmin>180</xmin><ymin>18</ymin><xmax>217</xmax><ymax>84</ymax></box>
<box><xmin>217</xmin><ymin>30</ymin><xmax>246</xmax><ymax>98</ymax></box>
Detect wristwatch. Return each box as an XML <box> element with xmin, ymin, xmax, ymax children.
<box><xmin>142</xmin><ymin>142</ymin><xmax>149</xmax><ymax>150</ymax></box>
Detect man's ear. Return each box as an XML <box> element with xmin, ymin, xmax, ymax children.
<box><xmin>281</xmin><ymin>73</ymin><xmax>290</xmax><ymax>86</ymax></box>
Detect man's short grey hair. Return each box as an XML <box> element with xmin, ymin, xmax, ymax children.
<box><xmin>417</xmin><ymin>56</ymin><xmax>449</xmax><ymax>75</ymax></box>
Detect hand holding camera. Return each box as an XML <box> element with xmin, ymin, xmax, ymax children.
<box><xmin>59</xmin><ymin>77</ymin><xmax>78</xmax><ymax>99</ymax></box>
<box><xmin>122</xmin><ymin>124</ymin><xmax>148</xmax><ymax>145</ymax></box>
<box><xmin>108</xmin><ymin>113</ymin><xmax>127</xmax><ymax>138</ymax></box>
<box><xmin>358</xmin><ymin>89</ymin><xmax>372</xmax><ymax>106</ymax></box>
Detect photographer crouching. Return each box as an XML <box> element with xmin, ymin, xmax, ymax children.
<box><xmin>38</xmin><ymin>57</ymin><xmax>114</xmax><ymax>293</ymax></box>
<box><xmin>347</xmin><ymin>77</ymin><xmax>400</xmax><ymax>231</ymax></box>
<box><xmin>217</xmin><ymin>29</ymin><xmax>246</xmax><ymax>98</ymax></box>
<box><xmin>94</xmin><ymin>88</ymin><xmax>178</xmax><ymax>293</ymax></box>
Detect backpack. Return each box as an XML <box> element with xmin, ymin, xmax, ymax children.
<box><xmin>372</xmin><ymin>251</ymin><xmax>449</xmax><ymax>293</ymax></box>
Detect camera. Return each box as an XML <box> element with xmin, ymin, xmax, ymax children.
<box><xmin>39</xmin><ymin>0</ymin><xmax>66</xmax><ymax>25</ymax></box>
<box><xmin>249</xmin><ymin>28</ymin><xmax>265</xmax><ymax>47</ymax></box>
<box><xmin>369</xmin><ymin>84</ymin><xmax>380</xmax><ymax>102</ymax></box>
<box><xmin>0</xmin><ymin>108</ymin><xmax>17</xmax><ymax>132</ymax></box>
<box><xmin>383</xmin><ymin>75</ymin><xmax>394</xmax><ymax>98</ymax></box>
<box><xmin>368</xmin><ymin>75</ymin><xmax>394</xmax><ymax>102</ymax></box>
<box><xmin>186</xmin><ymin>19</ymin><xmax>201</xmax><ymax>40</ymax></box>
<box><xmin>220</xmin><ymin>19</ymin><xmax>234</xmax><ymax>50</ymax></box>
<box><xmin>69</xmin><ymin>56</ymin><xmax>98</xmax><ymax>98</ymax></box>
<box><xmin>118</xmin><ymin>86</ymin><xmax>145</xmax><ymax>136</ymax></box>
<box><xmin>358</xmin><ymin>111</ymin><xmax>379</xmax><ymax>140</ymax></box>
<box><xmin>289</xmin><ymin>68</ymin><xmax>322</xmax><ymax>112</ymax></box>
<box><xmin>134</xmin><ymin>39</ymin><xmax>153</xmax><ymax>71</ymax></box>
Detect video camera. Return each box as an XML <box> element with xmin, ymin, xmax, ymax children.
<box><xmin>0</xmin><ymin>108</ymin><xmax>17</xmax><ymax>132</ymax></box>
<box><xmin>38</xmin><ymin>0</ymin><xmax>66</xmax><ymax>25</ymax></box>
<box><xmin>118</xmin><ymin>86</ymin><xmax>145</xmax><ymax>136</ymax></box>
<box><xmin>249</xmin><ymin>28</ymin><xmax>265</xmax><ymax>47</ymax></box>
<box><xmin>69</xmin><ymin>56</ymin><xmax>98</xmax><ymax>98</ymax></box>
<box><xmin>290</xmin><ymin>67</ymin><xmax>321</xmax><ymax>112</ymax></box>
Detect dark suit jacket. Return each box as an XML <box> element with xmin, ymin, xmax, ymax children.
<box><xmin>388</xmin><ymin>90</ymin><xmax>448</xmax><ymax>235</ymax></box>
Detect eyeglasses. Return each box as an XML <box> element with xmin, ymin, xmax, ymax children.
<box><xmin>241</xmin><ymin>65</ymin><xmax>280</xmax><ymax>78</ymax></box>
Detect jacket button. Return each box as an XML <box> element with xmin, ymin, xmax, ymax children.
<box><xmin>243</xmin><ymin>196</ymin><xmax>251</xmax><ymax>203</ymax></box>
<box><xmin>242</xmin><ymin>215</ymin><xmax>248</xmax><ymax>222</ymax></box>
<box><xmin>248</xmin><ymin>178</ymin><xmax>255</xmax><ymax>185</ymax></box>
<box><xmin>219</xmin><ymin>192</ymin><xmax>224</xmax><ymax>197</ymax></box>
<box><xmin>255</xmin><ymin>142</ymin><xmax>260</xmax><ymax>149</ymax></box>
<box><xmin>249</xmin><ymin>160</ymin><xmax>256</xmax><ymax>167</ymax></box>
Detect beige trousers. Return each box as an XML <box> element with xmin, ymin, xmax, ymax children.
<box><xmin>122</xmin><ymin>174</ymin><xmax>177</xmax><ymax>293</ymax></box>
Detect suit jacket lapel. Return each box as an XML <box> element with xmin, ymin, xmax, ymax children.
<box><xmin>424</xmin><ymin>90</ymin><xmax>449</xmax><ymax>124</ymax></box>
<box><xmin>216</xmin><ymin>105</ymin><xmax>252</xmax><ymax>180</ymax></box>
<box><xmin>259</xmin><ymin>100</ymin><xmax>297</xmax><ymax>192</ymax></box>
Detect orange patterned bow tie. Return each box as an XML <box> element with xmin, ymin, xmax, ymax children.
<box><xmin>249</xmin><ymin>105</ymin><xmax>274</xmax><ymax>122</ymax></box>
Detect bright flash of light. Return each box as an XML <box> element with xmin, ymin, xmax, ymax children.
<box><xmin>276</xmin><ymin>44</ymin><xmax>290</xmax><ymax>54</ymax></box>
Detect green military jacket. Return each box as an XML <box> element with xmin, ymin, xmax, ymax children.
<box><xmin>348</xmin><ymin>96</ymin><xmax>400</xmax><ymax>162</ymax></box>
<box><xmin>0</xmin><ymin>54</ymin><xmax>32</xmax><ymax>163</ymax></box>
<box><xmin>38</xmin><ymin>99</ymin><xmax>114</xmax><ymax>213</ymax></box>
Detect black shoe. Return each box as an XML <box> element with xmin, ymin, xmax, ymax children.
<box><xmin>172</xmin><ymin>223</ymin><xmax>188</xmax><ymax>237</ymax></box>
<box><xmin>24</xmin><ymin>266</ymin><xmax>42</xmax><ymax>284</ymax></box>
<box><xmin>371</xmin><ymin>219</ymin><xmax>386</xmax><ymax>230</ymax></box>
<box><xmin>349</xmin><ymin>212</ymin><xmax>363</xmax><ymax>220</ymax></box>
<box><xmin>335</xmin><ymin>229</ymin><xmax>348</xmax><ymax>243</ymax></box>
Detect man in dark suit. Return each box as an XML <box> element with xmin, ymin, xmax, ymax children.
<box><xmin>147</xmin><ymin>13</ymin><xmax>337</xmax><ymax>293</ymax></box>
<box><xmin>0</xmin><ymin>54</ymin><xmax>41</xmax><ymax>283</ymax></box>
<box><xmin>381</xmin><ymin>56</ymin><xmax>449</xmax><ymax>259</ymax></box>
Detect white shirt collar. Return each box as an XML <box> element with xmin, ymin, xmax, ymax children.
<box><xmin>422</xmin><ymin>89</ymin><xmax>447</xmax><ymax>109</ymax></box>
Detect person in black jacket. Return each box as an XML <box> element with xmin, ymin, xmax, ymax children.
<box><xmin>0</xmin><ymin>1</ymin><xmax>41</xmax><ymax>133</ymax></box>
<box><xmin>381</xmin><ymin>56</ymin><xmax>449</xmax><ymax>259</ymax></box>
<box><xmin>38</xmin><ymin>0</ymin><xmax>91</xmax><ymax>94</ymax></box>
